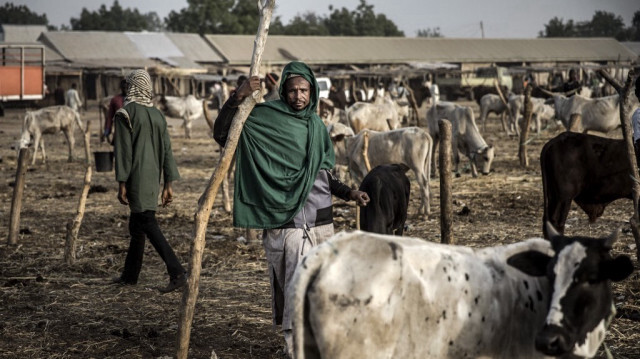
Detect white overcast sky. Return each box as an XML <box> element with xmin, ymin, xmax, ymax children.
<box><xmin>11</xmin><ymin>0</ymin><xmax>640</xmax><ymax>38</ymax></box>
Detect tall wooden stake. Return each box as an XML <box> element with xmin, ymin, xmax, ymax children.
<box><xmin>64</xmin><ymin>121</ymin><xmax>92</xmax><ymax>264</ymax></box>
<box><xmin>599</xmin><ymin>68</ymin><xmax>640</xmax><ymax>262</ymax></box>
<box><xmin>8</xmin><ymin>148</ymin><xmax>30</xmax><ymax>245</ymax></box>
<box><xmin>176</xmin><ymin>1</ymin><xmax>276</xmax><ymax>358</ymax></box>
<box><xmin>439</xmin><ymin>119</ymin><xmax>453</xmax><ymax>244</ymax></box>
<box><xmin>518</xmin><ymin>84</ymin><xmax>533</xmax><ymax>167</ymax></box>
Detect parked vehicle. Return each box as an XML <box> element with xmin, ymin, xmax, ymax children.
<box><xmin>437</xmin><ymin>66</ymin><xmax>512</xmax><ymax>101</ymax></box>
<box><xmin>0</xmin><ymin>44</ymin><xmax>45</xmax><ymax>115</ymax></box>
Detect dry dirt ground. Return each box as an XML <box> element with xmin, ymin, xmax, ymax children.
<box><xmin>1</xmin><ymin>100</ymin><xmax>639</xmax><ymax>359</ymax></box>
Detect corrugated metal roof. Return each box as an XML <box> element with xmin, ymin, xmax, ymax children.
<box><xmin>204</xmin><ymin>35</ymin><xmax>638</xmax><ymax>66</ymax></box>
<box><xmin>125</xmin><ymin>32</ymin><xmax>204</xmax><ymax>69</ymax></box>
<box><xmin>0</xmin><ymin>25</ymin><xmax>47</xmax><ymax>42</ymax></box>
<box><xmin>125</xmin><ymin>32</ymin><xmax>183</xmax><ymax>58</ymax></box>
<box><xmin>165</xmin><ymin>32</ymin><xmax>224</xmax><ymax>63</ymax></box>
<box><xmin>622</xmin><ymin>42</ymin><xmax>640</xmax><ymax>56</ymax></box>
<box><xmin>39</xmin><ymin>31</ymin><xmax>145</xmax><ymax>60</ymax></box>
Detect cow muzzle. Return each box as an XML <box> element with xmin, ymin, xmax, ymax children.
<box><xmin>535</xmin><ymin>324</ymin><xmax>574</xmax><ymax>357</ymax></box>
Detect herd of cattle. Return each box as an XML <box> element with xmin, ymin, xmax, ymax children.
<box><xmin>15</xmin><ymin>80</ymin><xmax>638</xmax><ymax>358</ymax></box>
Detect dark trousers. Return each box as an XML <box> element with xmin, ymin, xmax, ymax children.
<box><xmin>121</xmin><ymin>211</ymin><xmax>185</xmax><ymax>283</ymax></box>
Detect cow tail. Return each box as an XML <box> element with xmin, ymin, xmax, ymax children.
<box><xmin>291</xmin><ymin>241</ymin><xmax>335</xmax><ymax>359</ymax></box>
<box><xmin>540</xmin><ymin>142</ymin><xmax>551</xmax><ymax>238</ymax></box>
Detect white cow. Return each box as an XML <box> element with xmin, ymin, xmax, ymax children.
<box><xmin>546</xmin><ymin>94</ymin><xmax>630</xmax><ymax>134</ymax></box>
<box><xmin>19</xmin><ymin>106</ymin><xmax>85</xmax><ymax>165</ymax></box>
<box><xmin>478</xmin><ymin>93</ymin><xmax>510</xmax><ymax>133</ymax></box>
<box><xmin>427</xmin><ymin>101</ymin><xmax>495</xmax><ymax>177</ymax></box>
<box><xmin>347</xmin><ymin>96</ymin><xmax>408</xmax><ymax>134</ymax></box>
<box><xmin>155</xmin><ymin>95</ymin><xmax>207</xmax><ymax>139</ymax></box>
<box><xmin>290</xmin><ymin>225</ymin><xmax>633</xmax><ymax>359</ymax></box>
<box><xmin>330</xmin><ymin>126</ymin><xmax>432</xmax><ymax>216</ymax></box>
<box><xmin>508</xmin><ymin>95</ymin><xmax>556</xmax><ymax>135</ymax></box>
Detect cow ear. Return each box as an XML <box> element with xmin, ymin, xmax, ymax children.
<box><xmin>599</xmin><ymin>255</ymin><xmax>634</xmax><ymax>282</ymax></box>
<box><xmin>507</xmin><ymin>250</ymin><xmax>551</xmax><ymax>277</ymax></box>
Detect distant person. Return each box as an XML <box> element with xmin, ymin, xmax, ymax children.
<box><xmin>112</xmin><ymin>69</ymin><xmax>187</xmax><ymax>293</ymax></box>
<box><xmin>54</xmin><ymin>83</ymin><xmax>65</xmax><ymax>106</ymax></box>
<box><xmin>563</xmin><ymin>69</ymin><xmax>581</xmax><ymax>95</ymax></box>
<box><xmin>263</xmin><ymin>72</ymin><xmax>280</xmax><ymax>102</ymax></box>
<box><xmin>65</xmin><ymin>83</ymin><xmax>82</xmax><ymax>111</ymax></box>
<box><xmin>103</xmin><ymin>79</ymin><xmax>127</xmax><ymax>143</ymax></box>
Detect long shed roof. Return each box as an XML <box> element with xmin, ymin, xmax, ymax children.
<box><xmin>204</xmin><ymin>35</ymin><xmax>638</xmax><ymax>66</ymax></box>
<box><xmin>0</xmin><ymin>24</ymin><xmax>47</xmax><ymax>43</ymax></box>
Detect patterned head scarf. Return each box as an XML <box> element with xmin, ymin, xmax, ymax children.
<box><xmin>125</xmin><ymin>69</ymin><xmax>153</xmax><ymax>106</ymax></box>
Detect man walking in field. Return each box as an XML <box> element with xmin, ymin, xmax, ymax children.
<box><xmin>112</xmin><ymin>69</ymin><xmax>187</xmax><ymax>293</ymax></box>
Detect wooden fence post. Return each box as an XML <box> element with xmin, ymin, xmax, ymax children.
<box><xmin>8</xmin><ymin>148</ymin><xmax>30</xmax><ymax>245</ymax></box>
<box><xmin>439</xmin><ymin>119</ymin><xmax>453</xmax><ymax>244</ymax></box>
<box><xmin>518</xmin><ymin>84</ymin><xmax>533</xmax><ymax>167</ymax></box>
<box><xmin>176</xmin><ymin>1</ymin><xmax>276</xmax><ymax>358</ymax></box>
<box><xmin>65</xmin><ymin>121</ymin><xmax>92</xmax><ymax>264</ymax></box>
<box><xmin>599</xmin><ymin>68</ymin><xmax>640</xmax><ymax>262</ymax></box>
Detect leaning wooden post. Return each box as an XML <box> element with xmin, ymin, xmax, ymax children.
<box><xmin>518</xmin><ymin>84</ymin><xmax>533</xmax><ymax>168</ymax></box>
<box><xmin>356</xmin><ymin>131</ymin><xmax>372</xmax><ymax>230</ymax></box>
<box><xmin>8</xmin><ymin>147</ymin><xmax>31</xmax><ymax>245</ymax></box>
<box><xmin>599</xmin><ymin>68</ymin><xmax>640</xmax><ymax>262</ymax></box>
<box><xmin>64</xmin><ymin>121</ymin><xmax>92</xmax><ymax>264</ymax></box>
<box><xmin>439</xmin><ymin>119</ymin><xmax>453</xmax><ymax>244</ymax></box>
<box><xmin>176</xmin><ymin>1</ymin><xmax>275</xmax><ymax>358</ymax></box>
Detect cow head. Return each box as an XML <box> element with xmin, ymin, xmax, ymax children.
<box><xmin>327</xmin><ymin>122</ymin><xmax>354</xmax><ymax>166</ymax></box>
<box><xmin>18</xmin><ymin>112</ymin><xmax>35</xmax><ymax>150</ymax></box>
<box><xmin>507</xmin><ymin>223</ymin><xmax>634</xmax><ymax>358</ymax></box>
<box><xmin>471</xmin><ymin>145</ymin><xmax>495</xmax><ymax>176</ymax></box>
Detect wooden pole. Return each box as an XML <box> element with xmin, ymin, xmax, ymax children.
<box><xmin>8</xmin><ymin>147</ymin><xmax>30</xmax><ymax>245</ymax></box>
<box><xmin>362</xmin><ymin>130</ymin><xmax>372</xmax><ymax>172</ymax></box>
<box><xmin>599</xmin><ymin>68</ymin><xmax>640</xmax><ymax>262</ymax></box>
<box><xmin>438</xmin><ymin>119</ymin><xmax>453</xmax><ymax>244</ymax></box>
<box><xmin>402</xmin><ymin>81</ymin><xmax>421</xmax><ymax>126</ymax></box>
<box><xmin>518</xmin><ymin>84</ymin><xmax>533</xmax><ymax>168</ymax></box>
<box><xmin>176</xmin><ymin>1</ymin><xmax>275</xmax><ymax>358</ymax></box>
<box><xmin>64</xmin><ymin>121</ymin><xmax>92</xmax><ymax>264</ymax></box>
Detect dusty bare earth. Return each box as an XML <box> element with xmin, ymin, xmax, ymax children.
<box><xmin>0</xmin><ymin>100</ymin><xmax>639</xmax><ymax>359</ymax></box>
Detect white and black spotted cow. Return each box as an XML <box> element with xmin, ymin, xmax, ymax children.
<box><xmin>290</xmin><ymin>223</ymin><xmax>633</xmax><ymax>359</ymax></box>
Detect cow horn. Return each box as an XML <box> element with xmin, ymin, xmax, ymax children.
<box><xmin>603</xmin><ymin>227</ymin><xmax>621</xmax><ymax>250</ymax></box>
<box><xmin>564</xmin><ymin>87</ymin><xmax>579</xmax><ymax>96</ymax></box>
<box><xmin>545</xmin><ymin>221</ymin><xmax>561</xmax><ymax>239</ymax></box>
<box><xmin>537</xmin><ymin>87</ymin><xmax>555</xmax><ymax>97</ymax></box>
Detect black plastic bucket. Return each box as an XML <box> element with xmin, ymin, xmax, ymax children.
<box><xmin>94</xmin><ymin>151</ymin><xmax>114</xmax><ymax>172</ymax></box>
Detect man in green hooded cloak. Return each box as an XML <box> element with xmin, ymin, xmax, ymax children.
<box><xmin>214</xmin><ymin>61</ymin><xmax>369</xmax><ymax>356</ymax></box>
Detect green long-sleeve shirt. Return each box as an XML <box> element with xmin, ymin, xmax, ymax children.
<box><xmin>114</xmin><ymin>102</ymin><xmax>180</xmax><ymax>213</ymax></box>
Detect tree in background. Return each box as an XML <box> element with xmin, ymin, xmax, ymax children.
<box><xmin>279</xmin><ymin>12</ymin><xmax>329</xmax><ymax>36</ymax></box>
<box><xmin>538</xmin><ymin>17</ymin><xmax>576</xmax><ymax>37</ymax></box>
<box><xmin>325</xmin><ymin>0</ymin><xmax>404</xmax><ymax>36</ymax></box>
<box><xmin>417</xmin><ymin>27</ymin><xmax>443</xmax><ymax>38</ymax></box>
<box><xmin>632</xmin><ymin>11</ymin><xmax>640</xmax><ymax>41</ymax></box>
<box><xmin>0</xmin><ymin>2</ymin><xmax>52</xmax><ymax>29</ymax></box>
<box><xmin>165</xmin><ymin>0</ymin><xmax>273</xmax><ymax>34</ymax></box>
<box><xmin>539</xmin><ymin>10</ymin><xmax>639</xmax><ymax>41</ymax></box>
<box><xmin>70</xmin><ymin>1</ymin><xmax>163</xmax><ymax>31</ymax></box>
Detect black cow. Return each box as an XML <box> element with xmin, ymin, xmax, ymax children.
<box><xmin>358</xmin><ymin>164</ymin><xmax>411</xmax><ymax>235</ymax></box>
<box><xmin>540</xmin><ymin>132</ymin><xmax>632</xmax><ymax>238</ymax></box>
